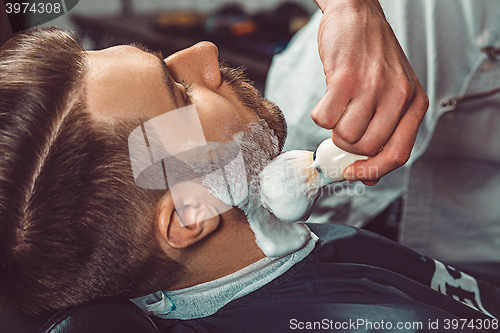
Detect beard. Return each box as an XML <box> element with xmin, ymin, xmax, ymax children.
<box><xmin>219</xmin><ymin>61</ymin><xmax>287</xmax><ymax>154</ymax></box>
<box><xmin>162</xmin><ymin>63</ymin><xmax>310</xmax><ymax>257</ymax></box>
<box><xmin>213</xmin><ymin>67</ymin><xmax>311</xmax><ymax>257</ymax></box>
<box><xmin>184</xmin><ymin>62</ymin><xmax>286</xmax><ymax>217</ymax></box>
<box><xmin>216</xmin><ymin>61</ymin><xmax>289</xmax><ymax>201</ymax></box>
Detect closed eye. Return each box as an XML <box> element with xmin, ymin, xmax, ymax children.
<box><xmin>180</xmin><ymin>81</ymin><xmax>193</xmax><ymax>105</ymax></box>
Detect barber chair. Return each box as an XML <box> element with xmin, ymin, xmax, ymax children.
<box><xmin>0</xmin><ymin>297</ymin><xmax>160</xmax><ymax>333</ymax></box>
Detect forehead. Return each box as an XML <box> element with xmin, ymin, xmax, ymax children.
<box><xmin>84</xmin><ymin>45</ymin><xmax>175</xmax><ymax>121</ymax></box>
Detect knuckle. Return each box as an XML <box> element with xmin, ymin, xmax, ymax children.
<box><xmin>397</xmin><ymin>80</ymin><xmax>414</xmax><ymax>104</ymax></box>
<box><xmin>311</xmin><ymin>112</ymin><xmax>336</xmax><ymax>130</ymax></box>
<box><xmin>334</xmin><ymin>126</ymin><xmax>360</xmax><ymax>144</ymax></box>
<box><xmin>405</xmin><ymin>93</ymin><xmax>429</xmax><ymax>124</ymax></box>
<box><xmin>416</xmin><ymin>92</ymin><xmax>430</xmax><ymax>113</ymax></box>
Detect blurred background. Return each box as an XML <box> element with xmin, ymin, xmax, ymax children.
<box><xmin>5</xmin><ymin>0</ymin><xmax>318</xmax><ymax>91</ymax></box>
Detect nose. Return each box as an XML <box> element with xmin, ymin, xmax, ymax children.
<box><xmin>164</xmin><ymin>42</ymin><xmax>221</xmax><ymax>90</ymax></box>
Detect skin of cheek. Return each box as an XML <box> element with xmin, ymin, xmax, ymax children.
<box><xmin>191</xmin><ymin>89</ymin><xmax>258</xmax><ymax>143</ymax></box>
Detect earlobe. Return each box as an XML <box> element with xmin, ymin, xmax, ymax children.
<box><xmin>157</xmin><ymin>194</ymin><xmax>220</xmax><ymax>249</ymax></box>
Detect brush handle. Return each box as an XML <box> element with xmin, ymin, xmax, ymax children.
<box><xmin>312</xmin><ymin>139</ymin><xmax>368</xmax><ymax>184</ymax></box>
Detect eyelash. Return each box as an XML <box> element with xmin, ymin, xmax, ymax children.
<box><xmin>180</xmin><ymin>81</ymin><xmax>193</xmax><ymax>104</ymax></box>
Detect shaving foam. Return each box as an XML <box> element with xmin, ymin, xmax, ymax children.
<box><xmin>237</xmin><ymin>121</ymin><xmax>311</xmax><ymax>257</ymax></box>
<box><xmin>260</xmin><ymin>151</ymin><xmax>320</xmax><ymax>222</ymax></box>
<box><xmin>260</xmin><ymin>139</ymin><xmax>368</xmax><ymax>222</ymax></box>
<box><xmin>203</xmin><ymin>120</ymin><xmax>311</xmax><ymax>257</ymax></box>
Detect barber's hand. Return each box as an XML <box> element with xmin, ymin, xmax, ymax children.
<box><xmin>313</xmin><ymin>0</ymin><xmax>429</xmax><ymax>186</ymax></box>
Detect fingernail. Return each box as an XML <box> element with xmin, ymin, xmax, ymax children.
<box><xmin>344</xmin><ymin>166</ymin><xmax>357</xmax><ymax>181</ymax></box>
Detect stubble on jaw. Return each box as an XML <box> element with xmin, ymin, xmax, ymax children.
<box><xmin>218</xmin><ymin>61</ymin><xmax>287</xmax><ymax>152</ymax></box>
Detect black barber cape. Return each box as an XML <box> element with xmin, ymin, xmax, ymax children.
<box><xmin>152</xmin><ymin>224</ymin><xmax>500</xmax><ymax>333</ymax></box>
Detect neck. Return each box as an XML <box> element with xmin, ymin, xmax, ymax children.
<box><xmin>169</xmin><ymin>208</ymin><xmax>265</xmax><ymax>290</ymax></box>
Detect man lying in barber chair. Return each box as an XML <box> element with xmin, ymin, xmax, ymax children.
<box><xmin>0</xmin><ymin>28</ymin><xmax>499</xmax><ymax>333</ymax></box>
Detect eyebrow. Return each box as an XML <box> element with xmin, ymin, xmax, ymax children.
<box><xmin>128</xmin><ymin>43</ymin><xmax>177</xmax><ymax>100</ymax></box>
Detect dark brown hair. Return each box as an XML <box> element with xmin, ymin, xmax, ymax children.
<box><xmin>0</xmin><ymin>27</ymin><xmax>184</xmax><ymax>315</ymax></box>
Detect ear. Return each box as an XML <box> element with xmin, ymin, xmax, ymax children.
<box><xmin>157</xmin><ymin>193</ymin><xmax>220</xmax><ymax>249</ymax></box>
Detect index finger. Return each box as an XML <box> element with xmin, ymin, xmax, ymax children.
<box><xmin>311</xmin><ymin>78</ymin><xmax>353</xmax><ymax>130</ymax></box>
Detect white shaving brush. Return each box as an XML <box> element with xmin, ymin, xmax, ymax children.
<box><xmin>260</xmin><ymin>139</ymin><xmax>368</xmax><ymax>222</ymax></box>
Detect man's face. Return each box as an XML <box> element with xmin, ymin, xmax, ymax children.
<box><xmin>85</xmin><ymin>42</ymin><xmax>286</xmax><ymax>149</ymax></box>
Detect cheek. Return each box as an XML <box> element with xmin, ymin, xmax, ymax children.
<box><xmin>198</xmin><ymin>98</ymin><xmax>253</xmax><ymax>142</ymax></box>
